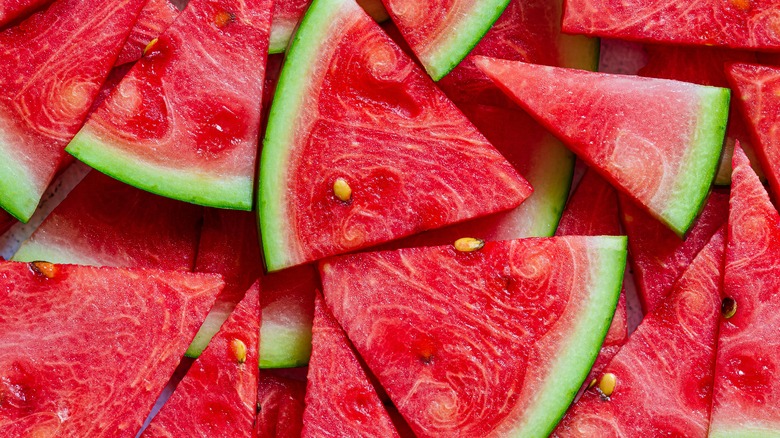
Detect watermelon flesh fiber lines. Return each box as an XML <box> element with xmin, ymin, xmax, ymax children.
<box><xmin>256</xmin><ymin>370</ymin><xmax>307</xmax><ymax>437</ymax></box>
<box><xmin>115</xmin><ymin>0</ymin><xmax>180</xmax><ymax>67</ymax></box>
<box><xmin>0</xmin><ymin>0</ymin><xmax>53</xmax><ymax>28</ymax></box>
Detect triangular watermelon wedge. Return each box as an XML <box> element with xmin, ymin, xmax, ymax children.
<box><xmin>115</xmin><ymin>0</ymin><xmax>180</xmax><ymax>67</ymax></box>
<box><xmin>710</xmin><ymin>144</ymin><xmax>780</xmax><ymax>436</ymax></box>
<box><xmin>259</xmin><ymin>0</ymin><xmax>532</xmax><ymax>271</ymax></box>
<box><xmin>302</xmin><ymin>292</ymin><xmax>399</xmax><ymax>437</ymax></box>
<box><xmin>256</xmin><ymin>370</ymin><xmax>307</xmax><ymax>437</ymax></box>
<box><xmin>0</xmin><ymin>261</ymin><xmax>224</xmax><ymax>436</ymax></box>
<box><xmin>474</xmin><ymin>57</ymin><xmax>730</xmax><ymax>237</ymax></box>
<box><xmin>143</xmin><ymin>281</ymin><xmax>260</xmax><ymax>437</ymax></box>
<box><xmin>319</xmin><ymin>236</ymin><xmax>626</xmax><ymax>436</ymax></box>
<box><xmin>0</xmin><ymin>0</ymin><xmax>148</xmax><ymax>222</ymax></box>
<box><xmin>0</xmin><ymin>0</ymin><xmax>53</xmax><ymax>28</ymax></box>
<box><xmin>553</xmin><ymin>227</ymin><xmax>725</xmax><ymax>437</ymax></box>
<box><xmin>726</xmin><ymin>63</ymin><xmax>780</xmax><ymax>205</ymax></box>
<box><xmin>67</xmin><ymin>0</ymin><xmax>272</xmax><ymax>210</ymax></box>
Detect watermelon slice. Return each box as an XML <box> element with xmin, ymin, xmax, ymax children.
<box><xmin>256</xmin><ymin>370</ymin><xmax>307</xmax><ymax>437</ymax></box>
<box><xmin>0</xmin><ymin>0</ymin><xmax>148</xmax><ymax>221</ymax></box>
<box><xmin>115</xmin><ymin>0</ymin><xmax>180</xmax><ymax>67</ymax></box>
<box><xmin>144</xmin><ymin>282</ymin><xmax>260</xmax><ymax>437</ymax></box>
<box><xmin>67</xmin><ymin>0</ymin><xmax>272</xmax><ymax>210</ymax></box>
<box><xmin>726</xmin><ymin>63</ymin><xmax>780</xmax><ymax>204</ymax></box>
<box><xmin>11</xmin><ymin>171</ymin><xmax>202</xmax><ymax>270</ymax></box>
<box><xmin>302</xmin><ymin>292</ymin><xmax>399</xmax><ymax>436</ymax></box>
<box><xmin>259</xmin><ymin>0</ymin><xmax>532</xmax><ymax>271</ymax></box>
<box><xmin>320</xmin><ymin>236</ymin><xmax>626</xmax><ymax>436</ymax></box>
<box><xmin>620</xmin><ymin>190</ymin><xmax>729</xmax><ymax>314</ymax></box>
<box><xmin>555</xmin><ymin>169</ymin><xmax>628</xmax><ymax>380</ymax></box>
<box><xmin>553</xmin><ymin>227</ymin><xmax>725</xmax><ymax>437</ymax></box>
<box><xmin>0</xmin><ymin>0</ymin><xmax>53</xmax><ymax>28</ymax></box>
<box><xmin>562</xmin><ymin>0</ymin><xmax>780</xmax><ymax>50</ymax></box>
<box><xmin>710</xmin><ymin>144</ymin><xmax>780</xmax><ymax>437</ymax></box>
<box><xmin>0</xmin><ymin>261</ymin><xmax>223</xmax><ymax>436</ymax></box>
<box><xmin>474</xmin><ymin>57</ymin><xmax>730</xmax><ymax>237</ymax></box>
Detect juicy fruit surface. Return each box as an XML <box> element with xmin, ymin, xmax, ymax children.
<box><xmin>67</xmin><ymin>0</ymin><xmax>271</xmax><ymax>210</ymax></box>
<box><xmin>0</xmin><ymin>0</ymin><xmax>52</xmax><ymax>28</ymax></box>
<box><xmin>727</xmin><ymin>63</ymin><xmax>780</xmax><ymax>204</ymax></box>
<box><xmin>563</xmin><ymin>0</ymin><xmax>780</xmax><ymax>49</ymax></box>
<box><xmin>475</xmin><ymin>58</ymin><xmax>728</xmax><ymax>236</ymax></box>
<box><xmin>554</xmin><ymin>228</ymin><xmax>725</xmax><ymax>438</ymax></box>
<box><xmin>256</xmin><ymin>371</ymin><xmax>307</xmax><ymax>438</ymax></box>
<box><xmin>115</xmin><ymin>0</ymin><xmax>179</xmax><ymax>66</ymax></box>
<box><xmin>12</xmin><ymin>171</ymin><xmax>202</xmax><ymax>270</ymax></box>
<box><xmin>259</xmin><ymin>0</ymin><xmax>531</xmax><ymax>271</ymax></box>
<box><xmin>144</xmin><ymin>282</ymin><xmax>259</xmax><ymax>437</ymax></box>
<box><xmin>382</xmin><ymin>0</ymin><xmax>510</xmax><ymax>80</ymax></box>
<box><xmin>302</xmin><ymin>293</ymin><xmax>399</xmax><ymax>437</ymax></box>
<box><xmin>710</xmin><ymin>145</ymin><xmax>780</xmax><ymax>436</ymax></box>
<box><xmin>620</xmin><ymin>189</ymin><xmax>729</xmax><ymax>313</ymax></box>
<box><xmin>0</xmin><ymin>262</ymin><xmax>223</xmax><ymax>437</ymax></box>
<box><xmin>320</xmin><ymin>236</ymin><xmax>625</xmax><ymax>437</ymax></box>
<box><xmin>0</xmin><ymin>0</ymin><xmax>146</xmax><ymax>221</ymax></box>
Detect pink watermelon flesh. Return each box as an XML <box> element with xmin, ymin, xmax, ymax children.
<box><xmin>726</xmin><ymin>63</ymin><xmax>780</xmax><ymax>205</ymax></box>
<box><xmin>553</xmin><ymin>227</ymin><xmax>725</xmax><ymax>437</ymax></box>
<box><xmin>0</xmin><ymin>262</ymin><xmax>224</xmax><ymax>437</ymax></box>
<box><xmin>0</xmin><ymin>0</ymin><xmax>53</xmax><ymax>28</ymax></box>
<box><xmin>555</xmin><ymin>169</ymin><xmax>628</xmax><ymax>381</ymax></box>
<box><xmin>256</xmin><ymin>370</ymin><xmax>307</xmax><ymax>438</ymax></box>
<box><xmin>67</xmin><ymin>0</ymin><xmax>272</xmax><ymax>210</ymax></box>
<box><xmin>620</xmin><ymin>189</ymin><xmax>729</xmax><ymax>314</ymax></box>
<box><xmin>320</xmin><ymin>236</ymin><xmax>626</xmax><ymax>437</ymax></box>
<box><xmin>474</xmin><ymin>57</ymin><xmax>729</xmax><ymax>237</ymax></box>
<box><xmin>11</xmin><ymin>171</ymin><xmax>202</xmax><ymax>270</ymax></box>
<box><xmin>115</xmin><ymin>0</ymin><xmax>179</xmax><ymax>67</ymax></box>
<box><xmin>259</xmin><ymin>0</ymin><xmax>532</xmax><ymax>271</ymax></box>
<box><xmin>562</xmin><ymin>0</ymin><xmax>780</xmax><ymax>50</ymax></box>
<box><xmin>709</xmin><ymin>144</ymin><xmax>780</xmax><ymax>436</ymax></box>
<box><xmin>302</xmin><ymin>293</ymin><xmax>399</xmax><ymax>437</ymax></box>
<box><xmin>144</xmin><ymin>282</ymin><xmax>260</xmax><ymax>437</ymax></box>
<box><xmin>0</xmin><ymin>0</ymin><xmax>147</xmax><ymax>222</ymax></box>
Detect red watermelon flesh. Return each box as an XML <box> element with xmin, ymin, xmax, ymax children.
<box><xmin>302</xmin><ymin>293</ymin><xmax>399</xmax><ymax>437</ymax></box>
<box><xmin>320</xmin><ymin>236</ymin><xmax>626</xmax><ymax>437</ymax></box>
<box><xmin>0</xmin><ymin>211</ymin><xmax>14</xmax><ymax>236</ymax></box>
<box><xmin>115</xmin><ymin>0</ymin><xmax>180</xmax><ymax>67</ymax></box>
<box><xmin>0</xmin><ymin>0</ymin><xmax>148</xmax><ymax>222</ymax></box>
<box><xmin>726</xmin><ymin>63</ymin><xmax>780</xmax><ymax>205</ymax></box>
<box><xmin>619</xmin><ymin>189</ymin><xmax>729</xmax><ymax>314</ymax></box>
<box><xmin>553</xmin><ymin>228</ymin><xmax>725</xmax><ymax>438</ymax></box>
<box><xmin>67</xmin><ymin>0</ymin><xmax>272</xmax><ymax>210</ymax></box>
<box><xmin>11</xmin><ymin>171</ymin><xmax>202</xmax><ymax>270</ymax></box>
<box><xmin>474</xmin><ymin>57</ymin><xmax>729</xmax><ymax>237</ymax></box>
<box><xmin>709</xmin><ymin>144</ymin><xmax>780</xmax><ymax>436</ymax></box>
<box><xmin>259</xmin><ymin>0</ymin><xmax>532</xmax><ymax>271</ymax></box>
<box><xmin>0</xmin><ymin>0</ymin><xmax>53</xmax><ymax>28</ymax></box>
<box><xmin>256</xmin><ymin>370</ymin><xmax>307</xmax><ymax>438</ymax></box>
<box><xmin>0</xmin><ymin>262</ymin><xmax>224</xmax><ymax>437</ymax></box>
<box><xmin>143</xmin><ymin>282</ymin><xmax>260</xmax><ymax>437</ymax></box>
<box><xmin>562</xmin><ymin>0</ymin><xmax>780</xmax><ymax>50</ymax></box>
<box><xmin>555</xmin><ymin>169</ymin><xmax>628</xmax><ymax>380</ymax></box>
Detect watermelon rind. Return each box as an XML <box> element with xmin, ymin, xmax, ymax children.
<box><xmin>558</xmin><ymin>35</ymin><xmax>600</xmax><ymax>72</ymax></box>
<box><xmin>662</xmin><ymin>86</ymin><xmax>730</xmax><ymax>237</ymax></box>
<box><xmin>66</xmin><ymin>129</ymin><xmax>252</xmax><ymax>210</ymax></box>
<box><xmin>709</xmin><ymin>425</ymin><xmax>780</xmax><ymax>438</ymax></box>
<box><xmin>259</xmin><ymin>316</ymin><xmax>312</xmax><ymax>368</ymax></box>
<box><xmin>0</xmin><ymin>139</ymin><xmax>39</xmax><ymax>222</ymax></box>
<box><xmin>503</xmin><ymin>236</ymin><xmax>626</xmax><ymax>437</ymax></box>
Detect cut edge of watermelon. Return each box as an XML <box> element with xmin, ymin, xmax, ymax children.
<box><xmin>269</xmin><ymin>20</ymin><xmax>297</xmax><ymax>54</ymax></box>
<box><xmin>506</xmin><ymin>235</ymin><xmax>626</xmax><ymax>436</ymax></box>
<box><xmin>709</xmin><ymin>424</ymin><xmax>780</xmax><ymax>438</ymax></box>
<box><xmin>66</xmin><ymin>129</ymin><xmax>253</xmax><ymax>210</ymax></box>
<box><xmin>0</xmin><ymin>138</ymin><xmax>40</xmax><ymax>222</ymax></box>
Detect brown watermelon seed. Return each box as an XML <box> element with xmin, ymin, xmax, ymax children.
<box><xmin>454</xmin><ymin>237</ymin><xmax>484</xmax><ymax>252</ymax></box>
<box><xmin>333</xmin><ymin>178</ymin><xmax>352</xmax><ymax>202</ymax></box>
<box><xmin>29</xmin><ymin>261</ymin><xmax>57</xmax><ymax>279</ymax></box>
<box><xmin>599</xmin><ymin>373</ymin><xmax>616</xmax><ymax>398</ymax></box>
<box><xmin>230</xmin><ymin>339</ymin><xmax>247</xmax><ymax>363</ymax></box>
<box><xmin>722</xmin><ymin>297</ymin><xmax>737</xmax><ymax>319</ymax></box>
<box><xmin>587</xmin><ymin>378</ymin><xmax>597</xmax><ymax>389</ymax></box>
<box><xmin>143</xmin><ymin>38</ymin><xmax>158</xmax><ymax>56</ymax></box>
<box><xmin>214</xmin><ymin>11</ymin><xmax>236</xmax><ymax>27</ymax></box>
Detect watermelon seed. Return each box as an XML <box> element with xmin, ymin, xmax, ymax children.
<box><xmin>143</xmin><ymin>38</ymin><xmax>158</xmax><ymax>56</ymax></box>
<box><xmin>598</xmin><ymin>373</ymin><xmax>616</xmax><ymax>398</ymax></box>
<box><xmin>29</xmin><ymin>261</ymin><xmax>57</xmax><ymax>279</ymax></box>
<box><xmin>722</xmin><ymin>297</ymin><xmax>737</xmax><ymax>319</ymax></box>
<box><xmin>333</xmin><ymin>178</ymin><xmax>352</xmax><ymax>202</ymax></box>
<box><xmin>230</xmin><ymin>339</ymin><xmax>247</xmax><ymax>363</ymax></box>
<box><xmin>214</xmin><ymin>11</ymin><xmax>236</xmax><ymax>28</ymax></box>
<box><xmin>454</xmin><ymin>237</ymin><xmax>484</xmax><ymax>252</ymax></box>
<box><xmin>587</xmin><ymin>378</ymin><xmax>597</xmax><ymax>389</ymax></box>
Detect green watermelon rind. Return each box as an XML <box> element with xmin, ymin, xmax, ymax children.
<box><xmin>66</xmin><ymin>129</ymin><xmax>253</xmax><ymax>210</ymax></box>
<box><xmin>661</xmin><ymin>87</ymin><xmax>730</xmax><ymax>237</ymax></box>
<box><xmin>185</xmin><ymin>306</ymin><xmax>232</xmax><ymax>358</ymax></box>
<box><xmin>259</xmin><ymin>321</ymin><xmax>313</xmax><ymax>368</ymax></box>
<box><xmin>269</xmin><ymin>21</ymin><xmax>296</xmax><ymax>54</ymax></box>
<box><xmin>0</xmin><ymin>137</ymin><xmax>39</xmax><ymax>222</ymax></box>
<box><xmin>709</xmin><ymin>426</ymin><xmax>780</xmax><ymax>438</ymax></box>
<box><xmin>504</xmin><ymin>235</ymin><xmax>626</xmax><ymax>437</ymax></box>
<box><xmin>12</xmin><ymin>242</ymin><xmax>100</xmax><ymax>266</ymax></box>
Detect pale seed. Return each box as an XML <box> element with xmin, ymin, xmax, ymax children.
<box><xmin>599</xmin><ymin>373</ymin><xmax>617</xmax><ymax>397</ymax></box>
<box><xmin>454</xmin><ymin>237</ymin><xmax>485</xmax><ymax>252</ymax></box>
<box><xmin>143</xmin><ymin>38</ymin><xmax>158</xmax><ymax>56</ymax></box>
<box><xmin>333</xmin><ymin>178</ymin><xmax>352</xmax><ymax>202</ymax></box>
<box><xmin>29</xmin><ymin>261</ymin><xmax>57</xmax><ymax>279</ymax></box>
<box><xmin>230</xmin><ymin>339</ymin><xmax>247</xmax><ymax>363</ymax></box>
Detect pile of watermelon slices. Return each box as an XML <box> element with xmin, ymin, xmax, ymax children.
<box><xmin>2</xmin><ymin>0</ymin><xmax>780</xmax><ymax>435</ymax></box>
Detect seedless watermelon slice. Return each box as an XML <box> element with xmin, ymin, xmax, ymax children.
<box><xmin>710</xmin><ymin>144</ymin><xmax>780</xmax><ymax>437</ymax></box>
<box><xmin>256</xmin><ymin>370</ymin><xmax>307</xmax><ymax>437</ymax></box>
<box><xmin>553</xmin><ymin>228</ymin><xmax>725</xmax><ymax>437</ymax></box>
<box><xmin>0</xmin><ymin>0</ymin><xmax>53</xmax><ymax>28</ymax></box>
<box><xmin>67</xmin><ymin>0</ymin><xmax>272</xmax><ymax>210</ymax></box>
<box><xmin>474</xmin><ymin>57</ymin><xmax>729</xmax><ymax>237</ymax></box>
<box><xmin>0</xmin><ymin>0</ymin><xmax>148</xmax><ymax>221</ymax></box>
<box><xmin>144</xmin><ymin>282</ymin><xmax>259</xmax><ymax>437</ymax></box>
<box><xmin>320</xmin><ymin>236</ymin><xmax>626</xmax><ymax>437</ymax></box>
<box><xmin>115</xmin><ymin>0</ymin><xmax>179</xmax><ymax>66</ymax></box>
<box><xmin>0</xmin><ymin>262</ymin><xmax>224</xmax><ymax>436</ymax></box>
<box><xmin>302</xmin><ymin>293</ymin><xmax>399</xmax><ymax>437</ymax></box>
<box><xmin>260</xmin><ymin>0</ymin><xmax>532</xmax><ymax>271</ymax></box>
